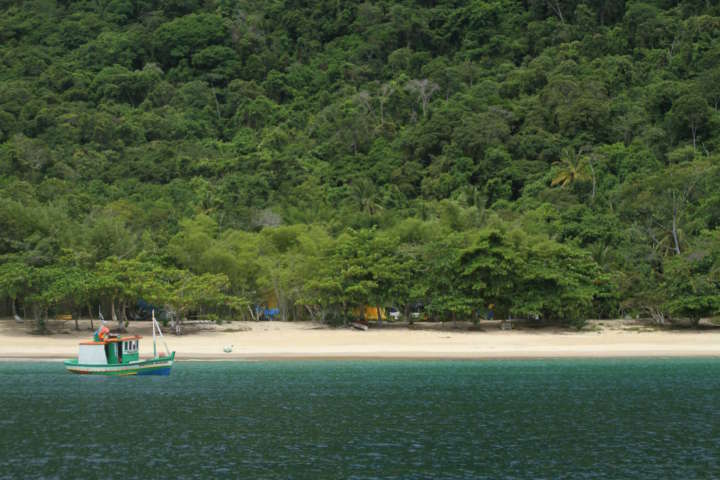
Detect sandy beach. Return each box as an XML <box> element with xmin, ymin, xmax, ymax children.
<box><xmin>1</xmin><ymin>318</ymin><xmax>719</xmax><ymax>360</ymax></box>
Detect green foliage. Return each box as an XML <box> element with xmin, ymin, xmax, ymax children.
<box><xmin>2</xmin><ymin>0</ymin><xmax>720</xmax><ymax>329</ymax></box>
<box><xmin>165</xmin><ymin>269</ymin><xmax>236</xmax><ymax>319</ymax></box>
<box><xmin>662</xmin><ymin>231</ymin><xmax>720</xmax><ymax>325</ymax></box>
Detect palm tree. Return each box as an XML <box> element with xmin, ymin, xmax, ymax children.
<box><xmin>551</xmin><ymin>146</ymin><xmax>597</xmax><ymax>200</ymax></box>
<box><xmin>350</xmin><ymin>178</ymin><xmax>384</xmax><ymax>216</ymax></box>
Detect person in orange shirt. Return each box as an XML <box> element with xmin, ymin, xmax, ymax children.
<box><xmin>94</xmin><ymin>325</ymin><xmax>110</xmax><ymax>342</ymax></box>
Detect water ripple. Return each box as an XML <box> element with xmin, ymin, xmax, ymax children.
<box><xmin>0</xmin><ymin>359</ymin><xmax>719</xmax><ymax>478</ymax></box>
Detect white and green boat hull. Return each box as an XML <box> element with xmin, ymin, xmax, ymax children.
<box><xmin>64</xmin><ymin>352</ymin><xmax>175</xmax><ymax>376</ymax></box>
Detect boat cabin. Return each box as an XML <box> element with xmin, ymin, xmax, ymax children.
<box><xmin>77</xmin><ymin>335</ymin><xmax>142</xmax><ymax>365</ymax></box>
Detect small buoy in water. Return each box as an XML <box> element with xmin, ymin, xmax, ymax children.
<box><xmin>223</xmin><ymin>345</ymin><xmax>233</xmax><ymax>353</ymax></box>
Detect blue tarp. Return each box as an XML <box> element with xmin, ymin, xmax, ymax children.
<box><xmin>255</xmin><ymin>306</ymin><xmax>279</xmax><ymax>319</ymax></box>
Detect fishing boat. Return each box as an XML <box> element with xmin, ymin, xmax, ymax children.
<box><xmin>64</xmin><ymin>311</ymin><xmax>175</xmax><ymax>376</ymax></box>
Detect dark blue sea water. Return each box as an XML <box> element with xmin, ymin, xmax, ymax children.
<box><xmin>1</xmin><ymin>359</ymin><xmax>719</xmax><ymax>479</ymax></box>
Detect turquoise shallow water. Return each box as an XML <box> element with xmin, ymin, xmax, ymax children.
<box><xmin>1</xmin><ymin>359</ymin><xmax>719</xmax><ymax>479</ymax></box>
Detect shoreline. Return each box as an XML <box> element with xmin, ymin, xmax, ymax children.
<box><xmin>1</xmin><ymin>318</ymin><xmax>719</xmax><ymax>361</ymax></box>
<box><xmin>3</xmin><ymin>353</ymin><xmax>720</xmax><ymax>362</ymax></box>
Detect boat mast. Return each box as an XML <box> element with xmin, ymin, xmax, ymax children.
<box><xmin>152</xmin><ymin>309</ymin><xmax>158</xmax><ymax>359</ymax></box>
<box><xmin>151</xmin><ymin>309</ymin><xmax>171</xmax><ymax>357</ymax></box>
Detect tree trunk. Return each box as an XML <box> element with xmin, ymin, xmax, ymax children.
<box><xmin>376</xmin><ymin>305</ymin><xmax>383</xmax><ymax>326</ymax></box>
<box><xmin>273</xmin><ymin>283</ymin><xmax>285</xmax><ymax>321</ymax></box>
<box><xmin>36</xmin><ymin>307</ymin><xmax>48</xmax><ymax>334</ymax></box>
<box><xmin>12</xmin><ymin>299</ymin><xmax>23</xmax><ymax>323</ymax></box>
<box><xmin>672</xmin><ymin>205</ymin><xmax>681</xmax><ymax>255</ymax></box>
<box><xmin>547</xmin><ymin>0</ymin><xmax>565</xmax><ymax>23</ymax></box>
<box><xmin>211</xmin><ymin>86</ymin><xmax>221</xmax><ymax>121</ymax></box>
<box><xmin>74</xmin><ymin>314</ymin><xmax>79</xmax><ymax>331</ymax></box>
<box><xmin>175</xmin><ymin>313</ymin><xmax>183</xmax><ymax>335</ymax></box>
<box><xmin>111</xmin><ymin>297</ymin><xmax>117</xmax><ymax>324</ymax></box>
<box><xmin>87</xmin><ymin>303</ymin><xmax>94</xmax><ymax>330</ymax></box>
<box><xmin>32</xmin><ymin>305</ymin><xmax>41</xmax><ymax>332</ymax></box>
<box><xmin>120</xmin><ymin>301</ymin><xmax>127</xmax><ymax>330</ymax></box>
<box><xmin>304</xmin><ymin>304</ymin><xmax>317</xmax><ymax>322</ymax></box>
<box><xmin>691</xmin><ymin>124</ymin><xmax>697</xmax><ymax>152</ymax></box>
<box><xmin>405</xmin><ymin>304</ymin><xmax>411</xmax><ymax>325</ymax></box>
<box><xmin>588</xmin><ymin>158</ymin><xmax>596</xmax><ymax>201</ymax></box>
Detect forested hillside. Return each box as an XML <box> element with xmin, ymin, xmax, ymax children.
<box><xmin>1</xmin><ymin>0</ymin><xmax>719</xmax><ymax>330</ymax></box>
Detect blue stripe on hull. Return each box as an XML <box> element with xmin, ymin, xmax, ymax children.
<box><xmin>137</xmin><ymin>367</ymin><xmax>172</xmax><ymax>376</ymax></box>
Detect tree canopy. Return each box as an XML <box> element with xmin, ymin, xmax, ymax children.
<box><xmin>2</xmin><ymin>0</ymin><xmax>720</xmax><ymax>330</ymax></box>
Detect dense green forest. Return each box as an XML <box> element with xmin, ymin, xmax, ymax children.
<box><xmin>1</xmin><ymin>0</ymin><xmax>719</xmax><ymax>331</ymax></box>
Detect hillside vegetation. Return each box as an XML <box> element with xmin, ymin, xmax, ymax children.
<box><xmin>1</xmin><ymin>0</ymin><xmax>719</xmax><ymax>330</ymax></box>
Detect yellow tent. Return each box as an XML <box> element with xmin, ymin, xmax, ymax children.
<box><xmin>352</xmin><ymin>305</ymin><xmax>386</xmax><ymax>321</ymax></box>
